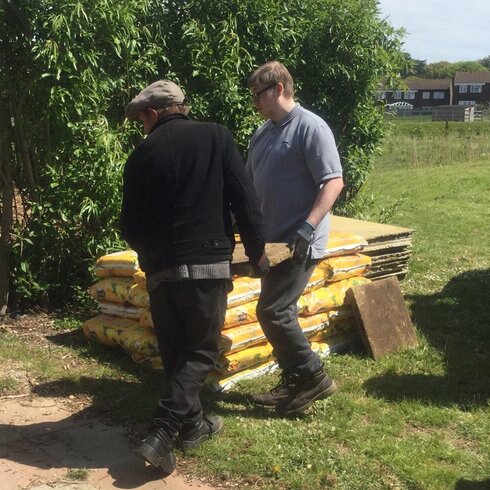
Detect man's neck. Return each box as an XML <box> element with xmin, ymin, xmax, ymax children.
<box><xmin>270</xmin><ymin>97</ymin><xmax>296</xmax><ymax>124</ymax></box>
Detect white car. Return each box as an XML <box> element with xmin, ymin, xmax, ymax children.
<box><xmin>387</xmin><ymin>101</ymin><xmax>413</xmax><ymax>109</ymax></box>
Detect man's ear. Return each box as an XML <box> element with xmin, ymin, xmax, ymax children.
<box><xmin>276</xmin><ymin>82</ymin><xmax>285</xmax><ymax>96</ymax></box>
<box><xmin>147</xmin><ymin>108</ymin><xmax>159</xmax><ymax>121</ymax></box>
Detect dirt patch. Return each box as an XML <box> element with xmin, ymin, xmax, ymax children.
<box><xmin>0</xmin><ymin>312</ymin><xmax>94</xmax><ymax>412</ymax></box>
<box><xmin>2</xmin><ymin>311</ymin><xmax>58</xmax><ymax>346</ymax></box>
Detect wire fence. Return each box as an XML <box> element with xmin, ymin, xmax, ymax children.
<box><xmin>386</xmin><ymin>108</ymin><xmax>489</xmax><ymax>121</ymax></box>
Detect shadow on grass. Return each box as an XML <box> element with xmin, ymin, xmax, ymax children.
<box><xmin>364</xmin><ymin>268</ymin><xmax>490</xmax><ymax>409</ymax></box>
<box><xmin>31</xmin><ymin>328</ymin><xmax>162</xmax><ymax>424</ymax></box>
<box><xmin>35</xmin><ymin>328</ymin><xmax>288</xmax><ymax>422</ymax></box>
<box><xmin>455</xmin><ymin>478</ymin><xmax>490</xmax><ymax>489</ymax></box>
<box><xmin>31</xmin><ymin>375</ymin><xmax>160</xmax><ymax>425</ymax></box>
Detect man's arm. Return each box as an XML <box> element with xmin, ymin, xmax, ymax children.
<box><xmin>120</xmin><ymin>153</ymin><xmax>145</xmax><ymax>250</ymax></box>
<box><xmin>291</xmin><ymin>178</ymin><xmax>344</xmax><ymax>264</ymax></box>
<box><xmin>305</xmin><ymin>177</ymin><xmax>344</xmax><ymax>227</ymax></box>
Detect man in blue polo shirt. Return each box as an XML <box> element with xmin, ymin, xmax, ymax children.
<box><xmin>246</xmin><ymin>61</ymin><xmax>344</xmax><ymax>415</ymax></box>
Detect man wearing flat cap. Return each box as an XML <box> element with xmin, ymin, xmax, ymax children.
<box><xmin>120</xmin><ymin>80</ymin><xmax>268</xmax><ymax>474</ymax></box>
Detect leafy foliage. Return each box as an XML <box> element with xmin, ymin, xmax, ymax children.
<box><xmin>425</xmin><ymin>60</ymin><xmax>489</xmax><ymax>79</ymax></box>
<box><xmin>0</xmin><ymin>0</ymin><xmax>405</xmax><ymax>308</ymax></box>
<box><xmin>479</xmin><ymin>55</ymin><xmax>490</xmax><ymax>69</ymax></box>
<box><xmin>401</xmin><ymin>53</ymin><xmax>490</xmax><ymax>79</ymax></box>
<box><xmin>299</xmin><ymin>0</ymin><xmax>406</xmax><ymax>203</ymax></box>
<box><xmin>1</xmin><ymin>0</ymin><xmax>168</xmax><ymax>308</ymax></box>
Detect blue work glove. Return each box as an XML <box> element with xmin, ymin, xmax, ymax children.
<box><xmin>251</xmin><ymin>254</ymin><xmax>270</xmax><ymax>278</ymax></box>
<box><xmin>291</xmin><ymin>221</ymin><xmax>315</xmax><ymax>264</ymax></box>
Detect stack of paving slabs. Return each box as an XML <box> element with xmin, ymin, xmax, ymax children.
<box><xmin>331</xmin><ymin>216</ymin><xmax>414</xmax><ymax>281</ymax></box>
<box><xmin>83</xmin><ymin>231</ymin><xmax>373</xmax><ymax>390</ymax></box>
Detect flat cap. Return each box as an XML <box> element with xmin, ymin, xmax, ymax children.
<box><xmin>125</xmin><ymin>80</ymin><xmax>186</xmax><ymax>119</ymax></box>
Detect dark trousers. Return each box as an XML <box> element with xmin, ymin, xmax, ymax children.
<box><xmin>256</xmin><ymin>257</ymin><xmax>323</xmax><ymax>376</ymax></box>
<box><xmin>148</xmin><ymin>279</ymin><xmax>230</xmax><ymax>436</ymax></box>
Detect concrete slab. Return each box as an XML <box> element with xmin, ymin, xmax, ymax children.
<box><xmin>347</xmin><ymin>277</ymin><xmax>418</xmax><ymax>360</ymax></box>
<box><xmin>0</xmin><ymin>396</ymin><xmax>216</xmax><ymax>490</ymax></box>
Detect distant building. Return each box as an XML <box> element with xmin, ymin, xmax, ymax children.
<box><xmin>380</xmin><ymin>78</ymin><xmax>452</xmax><ymax>109</ymax></box>
<box><xmin>380</xmin><ymin>73</ymin><xmax>490</xmax><ymax>110</ymax></box>
<box><xmin>453</xmin><ymin>72</ymin><xmax>490</xmax><ymax>107</ymax></box>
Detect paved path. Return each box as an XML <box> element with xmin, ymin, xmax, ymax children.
<box><xmin>0</xmin><ymin>396</ymin><xmax>215</xmax><ymax>490</ymax></box>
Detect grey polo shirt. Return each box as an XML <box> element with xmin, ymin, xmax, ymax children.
<box><xmin>246</xmin><ymin>104</ymin><xmax>342</xmax><ymax>259</ymax></box>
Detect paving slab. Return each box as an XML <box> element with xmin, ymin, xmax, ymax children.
<box><xmin>0</xmin><ymin>396</ymin><xmax>216</xmax><ymax>490</ymax></box>
<box><xmin>347</xmin><ymin>277</ymin><xmax>418</xmax><ymax>360</ymax></box>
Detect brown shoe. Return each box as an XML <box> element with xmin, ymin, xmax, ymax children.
<box><xmin>249</xmin><ymin>372</ymin><xmax>302</xmax><ymax>408</ymax></box>
<box><xmin>276</xmin><ymin>370</ymin><xmax>337</xmax><ymax>415</ymax></box>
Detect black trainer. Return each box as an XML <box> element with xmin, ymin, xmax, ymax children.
<box><xmin>249</xmin><ymin>372</ymin><xmax>302</xmax><ymax>408</ymax></box>
<box><xmin>276</xmin><ymin>370</ymin><xmax>337</xmax><ymax>415</ymax></box>
<box><xmin>136</xmin><ymin>429</ymin><xmax>176</xmax><ymax>475</ymax></box>
<box><xmin>178</xmin><ymin>414</ymin><xmax>224</xmax><ymax>451</ymax></box>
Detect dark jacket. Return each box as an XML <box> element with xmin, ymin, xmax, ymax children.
<box><xmin>120</xmin><ymin>113</ymin><xmax>265</xmax><ymax>274</ymax></box>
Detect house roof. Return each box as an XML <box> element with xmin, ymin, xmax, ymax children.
<box><xmin>404</xmin><ymin>78</ymin><xmax>452</xmax><ymax>90</ymax></box>
<box><xmin>454</xmin><ymin>72</ymin><xmax>490</xmax><ymax>84</ymax></box>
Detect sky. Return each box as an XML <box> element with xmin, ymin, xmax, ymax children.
<box><xmin>377</xmin><ymin>0</ymin><xmax>490</xmax><ymax>63</ymax></box>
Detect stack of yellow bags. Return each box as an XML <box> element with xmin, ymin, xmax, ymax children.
<box><xmin>83</xmin><ymin>232</ymin><xmax>372</xmax><ymax>390</ymax></box>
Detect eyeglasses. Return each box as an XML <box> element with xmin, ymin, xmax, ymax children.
<box><xmin>251</xmin><ymin>84</ymin><xmax>277</xmax><ymax>102</ymax></box>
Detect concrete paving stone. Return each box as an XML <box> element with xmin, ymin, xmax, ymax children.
<box><xmin>30</xmin><ymin>485</ymin><xmax>96</xmax><ymax>490</ymax></box>
<box><xmin>0</xmin><ymin>397</ymin><xmax>91</xmax><ymax>440</ymax></box>
<box><xmin>0</xmin><ymin>396</ymin><xmax>216</xmax><ymax>490</ymax></box>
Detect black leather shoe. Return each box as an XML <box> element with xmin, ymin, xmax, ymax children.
<box><xmin>179</xmin><ymin>414</ymin><xmax>224</xmax><ymax>450</ymax></box>
<box><xmin>249</xmin><ymin>372</ymin><xmax>302</xmax><ymax>408</ymax></box>
<box><xmin>276</xmin><ymin>370</ymin><xmax>337</xmax><ymax>415</ymax></box>
<box><xmin>136</xmin><ymin>430</ymin><xmax>176</xmax><ymax>475</ymax></box>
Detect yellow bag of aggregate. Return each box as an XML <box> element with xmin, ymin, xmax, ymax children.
<box><xmin>309</xmin><ymin>319</ymin><xmax>358</xmax><ymax>343</ymax></box>
<box><xmin>324</xmin><ymin>231</ymin><xmax>368</xmax><ymax>257</ymax></box>
<box><xmin>310</xmin><ymin>333</ymin><xmax>358</xmax><ymax>356</ymax></box>
<box><xmin>303</xmin><ymin>268</ymin><xmax>325</xmax><ymax>294</ymax></box>
<box><xmin>298</xmin><ymin>313</ymin><xmax>330</xmax><ymax>336</ymax></box>
<box><xmin>95</xmin><ymin>250</ymin><xmax>140</xmax><ymax>278</ymax></box>
<box><xmin>227</xmin><ymin>276</ymin><xmax>262</xmax><ymax>309</ymax></box>
<box><xmin>317</xmin><ymin>305</ymin><xmax>353</xmax><ymax>323</ymax></box>
<box><xmin>206</xmin><ymin>360</ymin><xmax>278</xmax><ymax>392</ymax></box>
<box><xmin>83</xmin><ymin>314</ymin><xmax>137</xmax><ymax>347</ymax></box>
<box><xmin>121</xmin><ymin>324</ymin><xmax>159</xmax><ymax>359</ymax></box>
<box><xmin>298</xmin><ymin>276</ymin><xmax>371</xmax><ymax>315</ymax></box>
<box><xmin>220</xmin><ymin>308</ymin><xmax>348</xmax><ymax>356</ymax></box>
<box><xmin>128</xmin><ymin>283</ymin><xmax>150</xmax><ymax>308</ymax></box>
<box><xmin>131</xmin><ymin>352</ymin><xmax>163</xmax><ymax>369</ymax></box>
<box><xmin>220</xmin><ymin>322</ymin><xmax>265</xmax><ymax>354</ymax></box>
<box><xmin>227</xmin><ymin>268</ymin><xmax>324</xmax><ymax>310</ymax></box>
<box><xmin>83</xmin><ymin>314</ymin><xmax>159</xmax><ymax>359</ymax></box>
<box><xmin>318</xmin><ymin>254</ymin><xmax>372</xmax><ymax>282</ymax></box>
<box><xmin>216</xmin><ymin>342</ymin><xmax>274</xmax><ymax>375</ymax></box>
<box><xmin>223</xmin><ymin>300</ymin><xmax>258</xmax><ymax>329</ymax></box>
<box><xmin>89</xmin><ymin>277</ymin><xmax>134</xmax><ymax>304</ymax></box>
<box><xmin>98</xmin><ymin>301</ymin><xmax>140</xmax><ymax>320</ymax></box>
<box><xmin>133</xmin><ymin>270</ymin><xmax>146</xmax><ymax>286</ymax></box>
<box><xmin>299</xmin><ymin>308</ymin><xmax>354</xmax><ymax>336</ymax></box>
<box><xmin>139</xmin><ymin>307</ymin><xmax>153</xmax><ymax>328</ymax></box>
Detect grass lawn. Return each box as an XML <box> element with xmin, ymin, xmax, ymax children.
<box><xmin>1</xmin><ymin>122</ymin><xmax>490</xmax><ymax>489</ymax></box>
<box><xmin>378</xmin><ymin>120</ymin><xmax>490</xmax><ymax>169</ymax></box>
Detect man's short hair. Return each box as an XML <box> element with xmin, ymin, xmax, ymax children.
<box><xmin>125</xmin><ymin>80</ymin><xmax>187</xmax><ymax>119</ymax></box>
<box><xmin>247</xmin><ymin>61</ymin><xmax>294</xmax><ymax>98</ymax></box>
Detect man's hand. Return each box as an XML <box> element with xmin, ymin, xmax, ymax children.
<box><xmin>291</xmin><ymin>221</ymin><xmax>315</xmax><ymax>264</ymax></box>
<box><xmin>251</xmin><ymin>253</ymin><xmax>270</xmax><ymax>277</ymax></box>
